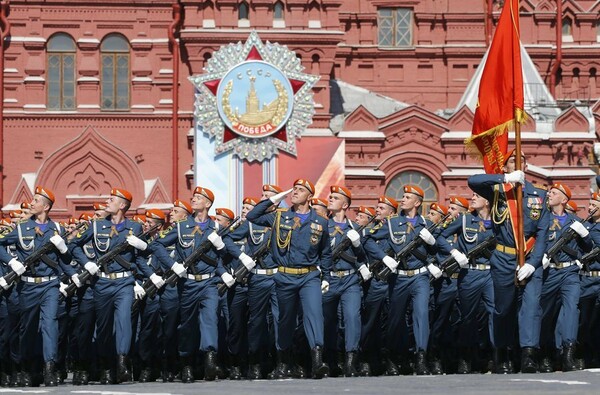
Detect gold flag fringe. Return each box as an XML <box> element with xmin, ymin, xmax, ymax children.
<box><xmin>464</xmin><ymin>109</ymin><xmax>528</xmax><ymax>160</ymax></box>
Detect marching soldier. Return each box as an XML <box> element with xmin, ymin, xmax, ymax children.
<box><xmin>468</xmin><ymin>149</ymin><xmax>549</xmax><ymax>373</ymax></box>
<box><xmin>246</xmin><ymin>179</ymin><xmax>331</xmax><ymax>379</ymax></box>
<box><xmin>0</xmin><ymin>186</ymin><xmax>75</xmax><ymax>386</ymax></box>
<box><xmin>310</xmin><ymin>198</ymin><xmax>329</xmax><ymax>218</ymax></box>
<box><xmin>69</xmin><ymin>188</ymin><xmax>165</xmax><ymax>384</ymax></box>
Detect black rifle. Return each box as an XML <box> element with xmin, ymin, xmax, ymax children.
<box><xmin>580</xmin><ymin>246</ymin><xmax>600</xmax><ymax>272</ymax></box>
<box><xmin>546</xmin><ymin>208</ymin><xmax>597</xmax><ymax>265</ymax></box>
<box><xmin>134</xmin><ymin>217</ymin><xmax>240</xmax><ymax>309</ymax></box>
<box><xmin>371</xmin><ymin>213</ymin><xmax>451</xmax><ymax>281</ymax></box>
<box><xmin>437</xmin><ymin>235</ymin><xmax>497</xmax><ymax>281</ymax></box>
<box><xmin>61</xmin><ymin>222</ymin><xmax>162</xmax><ymax>301</ymax></box>
<box><xmin>217</xmin><ymin>238</ymin><xmax>271</xmax><ymax>297</ymax></box>
<box><xmin>1</xmin><ymin>222</ymin><xmax>86</xmax><ymax>291</ymax></box>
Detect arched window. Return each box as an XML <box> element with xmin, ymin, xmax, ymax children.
<box><xmin>101</xmin><ymin>34</ymin><xmax>130</xmax><ymax>110</ymax></box>
<box><xmin>239</xmin><ymin>1</ymin><xmax>249</xmax><ymax>20</ymax></box>
<box><xmin>47</xmin><ymin>33</ymin><xmax>76</xmax><ymax>110</ymax></box>
<box><xmin>562</xmin><ymin>17</ymin><xmax>572</xmax><ymax>37</ymax></box>
<box><xmin>385</xmin><ymin>170</ymin><xmax>438</xmax><ymax>215</ymax></box>
<box><xmin>274</xmin><ymin>1</ymin><xmax>284</xmax><ymax>20</ymax></box>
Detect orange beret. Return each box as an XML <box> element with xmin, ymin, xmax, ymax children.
<box><xmin>9</xmin><ymin>210</ymin><xmax>22</xmax><ymax>218</ymax></box>
<box><xmin>146</xmin><ymin>209</ymin><xmax>166</xmax><ymax>221</ymax></box>
<box><xmin>551</xmin><ymin>183</ymin><xmax>572</xmax><ymax>200</ymax></box>
<box><xmin>93</xmin><ymin>202</ymin><xmax>107</xmax><ymax>211</ymax></box>
<box><xmin>502</xmin><ymin>148</ymin><xmax>526</xmax><ymax>166</ymax></box>
<box><xmin>0</xmin><ymin>218</ymin><xmax>11</xmax><ymax>227</ymax></box>
<box><xmin>79</xmin><ymin>212</ymin><xmax>93</xmax><ymax>221</ymax></box>
<box><xmin>216</xmin><ymin>208</ymin><xmax>235</xmax><ymax>221</ymax></box>
<box><xmin>35</xmin><ymin>186</ymin><xmax>55</xmax><ymax>204</ymax></box>
<box><xmin>449</xmin><ymin>196</ymin><xmax>469</xmax><ymax>209</ymax></box>
<box><xmin>20</xmin><ymin>202</ymin><xmax>31</xmax><ymax>210</ymax></box>
<box><xmin>430</xmin><ymin>203</ymin><xmax>449</xmax><ymax>216</ymax></box>
<box><xmin>310</xmin><ymin>198</ymin><xmax>328</xmax><ymax>208</ymax></box>
<box><xmin>593</xmin><ymin>192</ymin><xmax>600</xmax><ymax>202</ymax></box>
<box><xmin>243</xmin><ymin>197</ymin><xmax>260</xmax><ymax>206</ymax></box>
<box><xmin>358</xmin><ymin>206</ymin><xmax>376</xmax><ymax>217</ymax></box>
<box><xmin>294</xmin><ymin>178</ymin><xmax>315</xmax><ymax>195</ymax></box>
<box><xmin>379</xmin><ymin>195</ymin><xmax>399</xmax><ymax>211</ymax></box>
<box><xmin>262</xmin><ymin>184</ymin><xmax>283</xmax><ymax>193</ymax></box>
<box><xmin>403</xmin><ymin>185</ymin><xmax>424</xmax><ymax>199</ymax></box>
<box><xmin>111</xmin><ymin>188</ymin><xmax>133</xmax><ymax>203</ymax></box>
<box><xmin>68</xmin><ymin>217</ymin><xmax>79</xmax><ymax>225</ymax></box>
<box><xmin>132</xmin><ymin>214</ymin><xmax>146</xmax><ymax>224</ymax></box>
<box><xmin>330</xmin><ymin>185</ymin><xmax>352</xmax><ymax>202</ymax></box>
<box><xmin>565</xmin><ymin>200</ymin><xmax>577</xmax><ymax>213</ymax></box>
<box><xmin>193</xmin><ymin>186</ymin><xmax>215</xmax><ymax>203</ymax></box>
<box><xmin>173</xmin><ymin>199</ymin><xmax>193</xmax><ymax>214</ymax></box>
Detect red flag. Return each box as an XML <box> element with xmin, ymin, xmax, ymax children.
<box><xmin>466</xmin><ymin>0</ymin><xmax>525</xmax><ymax>174</ymax></box>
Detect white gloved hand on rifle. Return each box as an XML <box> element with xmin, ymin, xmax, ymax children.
<box><xmin>427</xmin><ymin>264</ymin><xmax>442</xmax><ymax>279</ymax></box>
<box><xmin>50</xmin><ymin>235</ymin><xmax>68</xmax><ymax>254</ymax></box>
<box><xmin>171</xmin><ymin>262</ymin><xmax>186</xmax><ymax>278</ymax></box>
<box><xmin>84</xmin><ymin>262</ymin><xmax>99</xmax><ymax>276</ymax></box>
<box><xmin>126</xmin><ymin>235</ymin><xmax>148</xmax><ymax>251</ymax></box>
<box><xmin>569</xmin><ymin>221</ymin><xmax>589</xmax><ymax>238</ymax></box>
<box><xmin>221</xmin><ymin>272</ymin><xmax>235</xmax><ymax>288</ymax></box>
<box><xmin>239</xmin><ymin>253</ymin><xmax>256</xmax><ymax>271</ymax></box>
<box><xmin>419</xmin><ymin>228</ymin><xmax>436</xmax><ymax>246</ymax></box>
<box><xmin>150</xmin><ymin>273</ymin><xmax>165</xmax><ymax>289</ymax></box>
<box><xmin>134</xmin><ymin>283</ymin><xmax>146</xmax><ymax>300</ymax></box>
<box><xmin>9</xmin><ymin>258</ymin><xmax>26</xmax><ymax>276</ymax></box>
<box><xmin>358</xmin><ymin>264</ymin><xmax>372</xmax><ymax>282</ymax></box>
<box><xmin>208</xmin><ymin>232</ymin><xmax>225</xmax><ymax>250</ymax></box>
<box><xmin>346</xmin><ymin>229</ymin><xmax>361</xmax><ymax>248</ymax></box>
<box><xmin>451</xmin><ymin>249</ymin><xmax>469</xmax><ymax>269</ymax></box>
<box><xmin>382</xmin><ymin>256</ymin><xmax>398</xmax><ymax>271</ymax></box>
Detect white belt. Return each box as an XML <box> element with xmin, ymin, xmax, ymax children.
<box><xmin>251</xmin><ymin>268</ymin><xmax>278</xmax><ymax>276</ymax></box>
<box><xmin>396</xmin><ymin>267</ymin><xmax>428</xmax><ymax>277</ymax></box>
<box><xmin>98</xmin><ymin>271</ymin><xmax>132</xmax><ymax>280</ymax></box>
<box><xmin>581</xmin><ymin>270</ymin><xmax>600</xmax><ymax>277</ymax></box>
<box><xmin>186</xmin><ymin>273</ymin><xmax>214</xmax><ymax>281</ymax></box>
<box><xmin>549</xmin><ymin>261</ymin><xmax>577</xmax><ymax>269</ymax></box>
<box><xmin>20</xmin><ymin>276</ymin><xmax>58</xmax><ymax>284</ymax></box>
<box><xmin>331</xmin><ymin>269</ymin><xmax>354</xmax><ymax>278</ymax></box>
<box><xmin>469</xmin><ymin>264</ymin><xmax>491</xmax><ymax>271</ymax></box>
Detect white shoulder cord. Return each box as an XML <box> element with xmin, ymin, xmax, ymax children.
<box><xmin>462</xmin><ymin>214</ymin><xmax>478</xmax><ymax>243</ymax></box>
<box><xmin>17</xmin><ymin>223</ymin><xmax>34</xmax><ymax>251</ymax></box>
<box><xmin>93</xmin><ymin>220</ymin><xmax>110</xmax><ymax>253</ymax></box>
<box><xmin>178</xmin><ymin>221</ymin><xmax>195</xmax><ymax>248</ymax></box>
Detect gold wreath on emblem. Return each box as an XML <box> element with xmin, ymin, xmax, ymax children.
<box><xmin>222</xmin><ymin>77</ymin><xmax>289</xmax><ymax>128</ymax></box>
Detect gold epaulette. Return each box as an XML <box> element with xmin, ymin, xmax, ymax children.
<box><xmin>276</xmin><ymin>207</ymin><xmax>289</xmax><ymax>213</ymax></box>
<box><xmin>369</xmin><ymin>221</ymin><xmax>384</xmax><ymax>234</ymax></box>
<box><xmin>159</xmin><ymin>224</ymin><xmax>174</xmax><ymax>238</ymax></box>
<box><xmin>533</xmin><ymin>184</ymin><xmax>548</xmax><ymax>191</ymax></box>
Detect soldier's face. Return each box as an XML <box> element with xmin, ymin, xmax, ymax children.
<box><xmin>355</xmin><ymin>212</ymin><xmax>372</xmax><ymax>227</ymax></box>
<box><xmin>503</xmin><ymin>155</ymin><xmax>526</xmax><ymax>173</ymax></box>
<box><xmin>327</xmin><ymin>193</ymin><xmax>348</xmax><ymax>212</ymax></box>
<box><xmin>548</xmin><ymin>188</ymin><xmax>568</xmax><ymax>208</ymax></box>
<box><xmin>241</xmin><ymin>203</ymin><xmax>255</xmax><ymax>219</ymax></box>
<box><xmin>94</xmin><ymin>209</ymin><xmax>107</xmax><ymax>219</ymax></box>
<box><xmin>427</xmin><ymin>210</ymin><xmax>443</xmax><ymax>224</ymax></box>
<box><xmin>191</xmin><ymin>194</ymin><xmax>211</xmax><ymax>212</ymax></box>
<box><xmin>470</xmin><ymin>193</ymin><xmax>488</xmax><ymax>210</ymax></box>
<box><xmin>170</xmin><ymin>206</ymin><xmax>188</xmax><ymax>222</ymax></box>
<box><xmin>589</xmin><ymin>200</ymin><xmax>600</xmax><ymax>219</ymax></box>
<box><xmin>261</xmin><ymin>190</ymin><xmax>276</xmax><ymax>201</ymax></box>
<box><xmin>30</xmin><ymin>194</ymin><xmax>50</xmax><ymax>216</ymax></box>
<box><xmin>375</xmin><ymin>203</ymin><xmax>395</xmax><ymax>220</ymax></box>
<box><xmin>448</xmin><ymin>204</ymin><xmax>466</xmax><ymax>218</ymax></box>
<box><xmin>312</xmin><ymin>205</ymin><xmax>328</xmax><ymax>217</ymax></box>
<box><xmin>144</xmin><ymin>218</ymin><xmax>161</xmax><ymax>232</ymax></box>
<box><xmin>215</xmin><ymin>215</ymin><xmax>231</xmax><ymax>228</ymax></box>
<box><xmin>400</xmin><ymin>193</ymin><xmax>421</xmax><ymax>211</ymax></box>
<box><xmin>105</xmin><ymin>196</ymin><xmax>125</xmax><ymax>215</ymax></box>
<box><xmin>291</xmin><ymin>185</ymin><xmax>311</xmax><ymax>205</ymax></box>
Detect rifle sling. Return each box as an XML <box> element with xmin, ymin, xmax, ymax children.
<box><xmin>40</xmin><ymin>254</ymin><xmax>59</xmax><ymax>269</ymax></box>
<box><xmin>113</xmin><ymin>255</ymin><xmax>132</xmax><ymax>270</ymax></box>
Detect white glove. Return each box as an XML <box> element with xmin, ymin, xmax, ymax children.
<box><xmin>542</xmin><ymin>254</ymin><xmax>551</xmax><ymax>270</ymax></box>
<box><xmin>71</xmin><ymin>274</ymin><xmax>82</xmax><ymax>288</ymax></box>
<box><xmin>134</xmin><ymin>283</ymin><xmax>146</xmax><ymax>300</ymax></box>
<box><xmin>150</xmin><ymin>273</ymin><xmax>165</xmax><ymax>289</ymax></box>
<box><xmin>59</xmin><ymin>282</ymin><xmax>69</xmax><ymax>297</ymax></box>
<box><xmin>269</xmin><ymin>188</ymin><xmax>293</xmax><ymax>205</ymax></box>
<box><xmin>171</xmin><ymin>262</ymin><xmax>187</xmax><ymax>278</ymax></box>
<box><xmin>504</xmin><ymin>170</ymin><xmax>525</xmax><ymax>185</ymax></box>
<box><xmin>576</xmin><ymin>259</ymin><xmax>583</xmax><ymax>270</ymax></box>
<box><xmin>9</xmin><ymin>258</ymin><xmax>26</xmax><ymax>276</ymax></box>
<box><xmin>221</xmin><ymin>272</ymin><xmax>235</xmax><ymax>288</ymax></box>
<box><xmin>451</xmin><ymin>249</ymin><xmax>469</xmax><ymax>269</ymax></box>
<box><xmin>239</xmin><ymin>252</ymin><xmax>256</xmax><ymax>271</ymax></box>
<box><xmin>358</xmin><ymin>264</ymin><xmax>372</xmax><ymax>282</ymax></box>
<box><xmin>382</xmin><ymin>255</ymin><xmax>399</xmax><ymax>271</ymax></box>
<box><xmin>419</xmin><ymin>228</ymin><xmax>436</xmax><ymax>246</ymax></box>
<box><xmin>346</xmin><ymin>229</ymin><xmax>361</xmax><ymax>248</ymax></box>
<box><xmin>569</xmin><ymin>221</ymin><xmax>589</xmax><ymax>238</ymax></box>
<box><xmin>126</xmin><ymin>235</ymin><xmax>148</xmax><ymax>251</ymax></box>
<box><xmin>321</xmin><ymin>280</ymin><xmax>330</xmax><ymax>294</ymax></box>
<box><xmin>50</xmin><ymin>235</ymin><xmax>68</xmax><ymax>254</ymax></box>
<box><xmin>516</xmin><ymin>263</ymin><xmax>535</xmax><ymax>281</ymax></box>
<box><xmin>0</xmin><ymin>277</ymin><xmax>9</xmax><ymax>290</ymax></box>
<box><xmin>428</xmin><ymin>264</ymin><xmax>442</xmax><ymax>279</ymax></box>
<box><xmin>84</xmin><ymin>261</ymin><xmax>99</xmax><ymax>276</ymax></box>
<box><xmin>207</xmin><ymin>232</ymin><xmax>225</xmax><ymax>250</ymax></box>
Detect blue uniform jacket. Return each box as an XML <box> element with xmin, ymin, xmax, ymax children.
<box><xmin>69</xmin><ymin>217</ymin><xmax>154</xmax><ymax>278</ymax></box>
<box><xmin>0</xmin><ymin>218</ymin><xmax>75</xmax><ymax>277</ymax></box>
<box><xmin>468</xmin><ymin>175</ymin><xmax>549</xmax><ymax>268</ymax></box>
<box><xmin>586</xmin><ymin>222</ymin><xmax>600</xmax><ymax>270</ymax></box>
<box><xmin>245</xmin><ymin>198</ymin><xmax>333</xmax><ymax>280</ymax></box>
<box><xmin>441</xmin><ymin>213</ymin><xmax>495</xmax><ymax>265</ymax></box>
<box><xmin>545</xmin><ymin>212</ymin><xmax>593</xmax><ymax>264</ymax></box>
<box><xmin>225</xmin><ymin>219</ymin><xmax>277</xmax><ymax>269</ymax></box>
<box><xmin>329</xmin><ymin>218</ymin><xmax>366</xmax><ymax>271</ymax></box>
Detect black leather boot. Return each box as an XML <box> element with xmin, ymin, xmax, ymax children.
<box><xmin>9</xmin><ymin>362</ymin><xmax>22</xmax><ymax>387</ymax></box>
<box><xmin>0</xmin><ymin>364</ymin><xmax>9</xmax><ymax>387</ymax></box>
<box><xmin>562</xmin><ymin>343</ymin><xmax>578</xmax><ymax>372</ymax></box>
<box><xmin>247</xmin><ymin>352</ymin><xmax>262</xmax><ymax>380</ymax></box>
<box><xmin>456</xmin><ymin>348</ymin><xmax>472</xmax><ymax>374</ymax></box>
<box><xmin>310</xmin><ymin>346</ymin><xmax>329</xmax><ymax>379</ymax></box>
<box><xmin>493</xmin><ymin>348</ymin><xmax>511</xmax><ymax>374</ymax></box>
<box><xmin>116</xmin><ymin>354</ymin><xmax>132</xmax><ymax>383</ymax></box>
<box><xmin>21</xmin><ymin>361</ymin><xmax>36</xmax><ymax>387</ymax></box>
<box><xmin>204</xmin><ymin>351</ymin><xmax>218</xmax><ymax>381</ymax></box>
<box><xmin>78</xmin><ymin>361</ymin><xmax>90</xmax><ymax>386</ymax></box>
<box><xmin>428</xmin><ymin>347</ymin><xmax>443</xmax><ymax>375</ymax></box>
<box><xmin>344</xmin><ymin>351</ymin><xmax>359</xmax><ymax>377</ymax></box>
<box><xmin>228</xmin><ymin>354</ymin><xmax>242</xmax><ymax>380</ymax></box>
<box><xmin>520</xmin><ymin>347</ymin><xmax>538</xmax><ymax>373</ymax></box>
<box><xmin>268</xmin><ymin>350</ymin><xmax>292</xmax><ymax>379</ymax></box>
<box><xmin>162</xmin><ymin>356</ymin><xmax>177</xmax><ymax>382</ymax></box>
<box><xmin>383</xmin><ymin>349</ymin><xmax>400</xmax><ymax>376</ymax></box>
<box><xmin>325</xmin><ymin>350</ymin><xmax>342</xmax><ymax>377</ymax></box>
<box><xmin>181</xmin><ymin>356</ymin><xmax>194</xmax><ymax>384</ymax></box>
<box><xmin>414</xmin><ymin>350</ymin><xmax>431</xmax><ymax>375</ymax></box>
<box><xmin>43</xmin><ymin>361</ymin><xmax>58</xmax><ymax>387</ymax></box>
<box><xmin>138</xmin><ymin>360</ymin><xmax>153</xmax><ymax>383</ymax></box>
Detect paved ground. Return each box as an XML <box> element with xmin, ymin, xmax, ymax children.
<box><xmin>3</xmin><ymin>370</ymin><xmax>600</xmax><ymax>395</ymax></box>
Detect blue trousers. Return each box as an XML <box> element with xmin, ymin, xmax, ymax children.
<box><xmin>360</xmin><ymin>278</ymin><xmax>388</xmax><ymax>353</ymax></box>
<box><xmin>275</xmin><ymin>270</ymin><xmax>323</xmax><ymax>350</ymax></box>
<box><xmin>178</xmin><ymin>277</ymin><xmax>220</xmax><ymax>356</ymax></box>
<box><xmin>72</xmin><ymin>286</ymin><xmax>96</xmax><ymax>364</ymax></box>
<box><xmin>322</xmin><ymin>274</ymin><xmax>361</xmax><ymax>352</ymax></box>
<box><xmin>227</xmin><ymin>284</ymin><xmax>249</xmax><ymax>356</ymax></box>
<box><xmin>18</xmin><ymin>280</ymin><xmax>59</xmax><ymax>362</ymax></box>
<box><xmin>457</xmin><ymin>269</ymin><xmax>495</xmax><ymax>348</ymax></box>
<box><xmin>540</xmin><ymin>267</ymin><xmax>580</xmax><ymax>347</ymax></box>
<box><xmin>247</xmin><ymin>273</ymin><xmax>279</xmax><ymax>354</ymax></box>
<box><xmin>94</xmin><ymin>276</ymin><xmax>134</xmax><ymax>356</ymax></box>
<box><xmin>136</xmin><ymin>292</ymin><xmax>161</xmax><ymax>363</ymax></box>
<box><xmin>387</xmin><ymin>273</ymin><xmax>430</xmax><ymax>352</ymax></box>
<box><xmin>429</xmin><ymin>276</ymin><xmax>458</xmax><ymax>350</ymax></box>
<box><xmin>490</xmin><ymin>251</ymin><xmax>542</xmax><ymax>348</ymax></box>
<box><xmin>159</xmin><ymin>285</ymin><xmax>179</xmax><ymax>359</ymax></box>
<box><xmin>1</xmin><ymin>286</ymin><xmax>20</xmax><ymax>365</ymax></box>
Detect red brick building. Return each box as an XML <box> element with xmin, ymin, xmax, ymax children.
<box><xmin>0</xmin><ymin>0</ymin><xmax>598</xmax><ymax>219</ymax></box>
